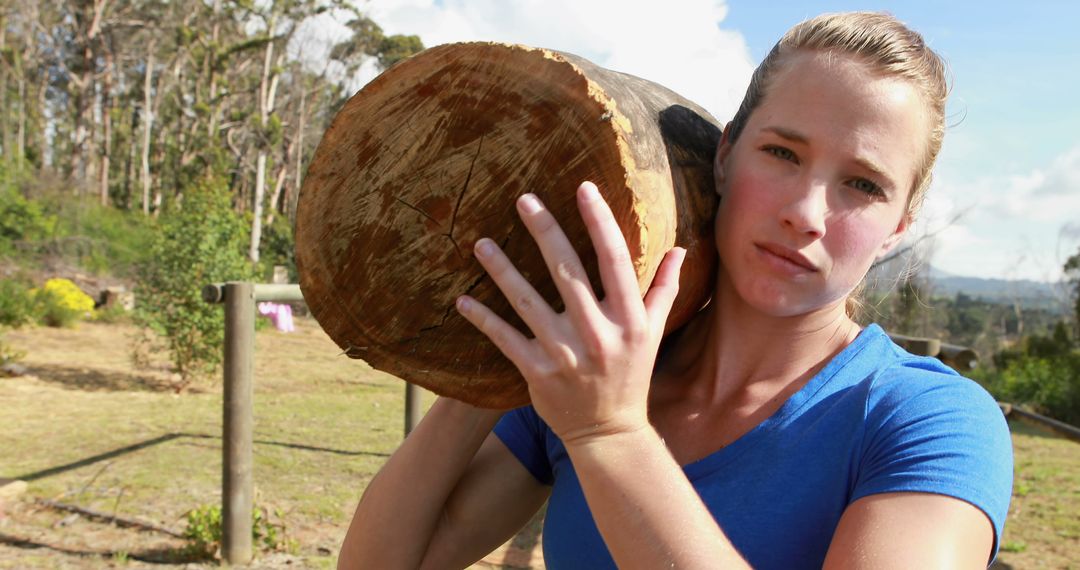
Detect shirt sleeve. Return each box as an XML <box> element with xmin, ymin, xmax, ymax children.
<box><xmin>853</xmin><ymin>359</ymin><xmax>1014</xmax><ymax>560</ymax></box>
<box><xmin>493</xmin><ymin>405</ymin><xmax>555</xmax><ymax>485</ymax></box>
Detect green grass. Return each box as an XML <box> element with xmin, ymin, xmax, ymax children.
<box><xmin>993</xmin><ymin>419</ymin><xmax>1080</xmax><ymax>569</ymax></box>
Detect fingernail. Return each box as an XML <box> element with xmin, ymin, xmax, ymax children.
<box><xmin>579</xmin><ymin>181</ymin><xmax>599</xmax><ymax>202</ymax></box>
<box><xmin>456</xmin><ymin>296</ymin><xmax>471</xmax><ymax>311</ymax></box>
<box><xmin>475</xmin><ymin>238</ymin><xmax>495</xmax><ymax>258</ymax></box>
<box><xmin>518</xmin><ymin>193</ymin><xmax>542</xmax><ymax>214</ymax></box>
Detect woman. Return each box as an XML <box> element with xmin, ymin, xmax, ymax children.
<box><xmin>339</xmin><ymin>12</ymin><xmax>1013</xmax><ymax>569</ymax></box>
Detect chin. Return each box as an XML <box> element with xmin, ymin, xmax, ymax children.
<box><xmin>737</xmin><ymin>278</ymin><xmax>849</xmax><ymax>319</ymax></box>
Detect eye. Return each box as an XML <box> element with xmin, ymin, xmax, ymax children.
<box><xmin>848</xmin><ymin>177</ymin><xmax>885</xmax><ymax>197</ymax></box>
<box><xmin>762</xmin><ymin>145</ymin><xmax>798</xmax><ymax>164</ymax></box>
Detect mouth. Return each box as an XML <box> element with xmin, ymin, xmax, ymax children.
<box><xmin>756</xmin><ymin>242</ymin><xmax>819</xmax><ymax>273</ymax></box>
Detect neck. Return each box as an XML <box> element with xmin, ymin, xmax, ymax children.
<box><xmin>656</xmin><ymin>276</ymin><xmax>861</xmax><ymax>407</ymax></box>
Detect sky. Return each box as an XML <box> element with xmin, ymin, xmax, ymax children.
<box><xmin>300</xmin><ymin>0</ymin><xmax>1080</xmax><ymax>283</ymax></box>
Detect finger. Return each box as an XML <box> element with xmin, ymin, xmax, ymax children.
<box><xmin>576</xmin><ymin>181</ymin><xmax>644</xmax><ymax>318</ymax></box>
<box><xmin>515</xmin><ymin>193</ymin><xmax>604</xmax><ymax>325</ymax></box>
<box><xmin>455</xmin><ymin>294</ymin><xmax>538</xmax><ymax>370</ymax></box>
<box><xmin>643</xmin><ymin>247</ymin><xmax>686</xmax><ymax>334</ymax></box>
<box><xmin>472</xmin><ymin>237</ymin><xmax>559</xmax><ymax>340</ymax></box>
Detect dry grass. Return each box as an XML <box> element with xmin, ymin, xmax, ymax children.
<box><xmin>0</xmin><ymin>318</ymin><xmax>541</xmax><ymax>569</ymax></box>
<box><xmin>2</xmin><ymin>318</ymin><xmax>1076</xmax><ymax>568</ymax></box>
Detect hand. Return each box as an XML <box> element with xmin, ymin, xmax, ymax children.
<box><xmin>454</xmin><ymin>181</ymin><xmax>686</xmax><ymax>446</ymax></box>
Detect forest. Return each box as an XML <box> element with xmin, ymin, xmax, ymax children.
<box><xmin>0</xmin><ymin>0</ymin><xmax>1078</xmax><ymax>425</ymax></box>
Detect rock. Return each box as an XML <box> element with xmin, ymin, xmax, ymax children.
<box><xmin>1</xmin><ymin>363</ymin><xmax>28</xmax><ymax>377</ymax></box>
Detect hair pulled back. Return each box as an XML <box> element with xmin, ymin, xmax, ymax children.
<box><xmin>727</xmin><ymin>11</ymin><xmax>949</xmax><ymax>219</ymax></box>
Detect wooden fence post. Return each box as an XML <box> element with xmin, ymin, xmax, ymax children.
<box><xmin>222</xmin><ymin>282</ymin><xmax>255</xmax><ymax>565</ymax></box>
<box><xmin>405</xmin><ymin>383</ymin><xmax>421</xmax><ymax>437</ymax></box>
<box><xmin>204</xmin><ymin>280</ymin><xmax>426</xmax><ymax>564</ymax></box>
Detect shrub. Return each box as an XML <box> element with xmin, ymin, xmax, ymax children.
<box><xmin>32</xmin><ymin>278</ymin><xmax>95</xmax><ymax>328</ymax></box>
<box><xmin>258</xmin><ymin>214</ymin><xmax>296</xmax><ymax>283</ymax></box>
<box><xmin>134</xmin><ymin>179</ymin><xmax>257</xmax><ymax>385</ymax></box>
<box><xmin>52</xmin><ymin>200</ymin><xmax>154</xmax><ymax>277</ymax></box>
<box><xmin>0</xmin><ymin>187</ymin><xmax>55</xmax><ymax>256</ymax></box>
<box><xmin>182</xmin><ymin>504</ymin><xmax>288</xmax><ymax>560</ymax></box>
<box><xmin>980</xmin><ymin>352</ymin><xmax>1080</xmax><ymax>425</ymax></box>
<box><xmin>92</xmin><ymin>303</ymin><xmax>131</xmax><ymax>324</ymax></box>
<box><xmin>0</xmin><ymin>278</ymin><xmax>35</xmax><ymax>328</ymax></box>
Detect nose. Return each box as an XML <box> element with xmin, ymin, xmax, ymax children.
<box><xmin>778</xmin><ymin>179</ymin><xmax>827</xmax><ymax>239</ymax></box>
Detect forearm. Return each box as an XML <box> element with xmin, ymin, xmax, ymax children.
<box><xmin>565</xmin><ymin>427</ymin><xmax>751</xmax><ymax>569</ymax></box>
<box><xmin>338</xmin><ymin>396</ymin><xmax>503</xmax><ymax>569</ymax></box>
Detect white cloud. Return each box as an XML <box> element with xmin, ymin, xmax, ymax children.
<box><xmin>349</xmin><ymin>0</ymin><xmax>755</xmax><ymax>122</ymax></box>
<box><xmin>927</xmin><ymin>143</ymin><xmax>1080</xmax><ymax>281</ymax></box>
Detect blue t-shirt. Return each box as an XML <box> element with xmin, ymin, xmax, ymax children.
<box><xmin>493</xmin><ymin>324</ymin><xmax>1013</xmax><ymax>569</ymax></box>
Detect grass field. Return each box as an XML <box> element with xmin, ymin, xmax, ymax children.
<box><xmin>0</xmin><ymin>317</ymin><xmax>1076</xmax><ymax>568</ymax></box>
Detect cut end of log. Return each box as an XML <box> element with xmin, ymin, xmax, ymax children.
<box><xmin>296</xmin><ymin>42</ymin><xmax>722</xmax><ymax>408</ymax></box>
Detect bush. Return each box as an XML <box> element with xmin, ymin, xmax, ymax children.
<box><xmin>0</xmin><ymin>187</ymin><xmax>56</xmax><ymax>256</ymax></box>
<box><xmin>979</xmin><ymin>352</ymin><xmax>1080</xmax><ymax>426</ymax></box>
<box><xmin>182</xmin><ymin>504</ymin><xmax>288</xmax><ymax>560</ymax></box>
<box><xmin>32</xmin><ymin>278</ymin><xmax>95</xmax><ymax>328</ymax></box>
<box><xmin>51</xmin><ymin>200</ymin><xmax>154</xmax><ymax>277</ymax></box>
<box><xmin>134</xmin><ymin>180</ymin><xmax>256</xmax><ymax>385</ymax></box>
<box><xmin>92</xmin><ymin>303</ymin><xmax>131</xmax><ymax>324</ymax></box>
<box><xmin>258</xmin><ymin>214</ymin><xmax>296</xmax><ymax>283</ymax></box>
<box><xmin>0</xmin><ymin>278</ymin><xmax>35</xmax><ymax>328</ymax></box>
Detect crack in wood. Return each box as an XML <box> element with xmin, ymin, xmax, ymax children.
<box><xmin>444</xmin><ymin>133</ymin><xmax>485</xmax><ymax>259</ymax></box>
<box><xmin>394</xmin><ymin>196</ymin><xmax>437</xmax><ymax>223</ymax></box>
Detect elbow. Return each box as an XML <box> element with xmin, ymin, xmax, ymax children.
<box><xmin>337</xmin><ymin>546</ymin><xmax>356</xmax><ymax>570</ymax></box>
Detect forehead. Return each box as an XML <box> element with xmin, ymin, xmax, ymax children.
<box><xmin>748</xmin><ymin>51</ymin><xmax>931</xmax><ymax>191</ymax></box>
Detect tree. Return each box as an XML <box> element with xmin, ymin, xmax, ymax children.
<box><xmin>135</xmin><ymin>178</ymin><xmax>256</xmax><ymax>386</ymax></box>
<box><xmin>1066</xmin><ymin>247</ymin><xmax>1080</xmax><ymax>343</ymax></box>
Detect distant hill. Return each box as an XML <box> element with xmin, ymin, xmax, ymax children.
<box><xmin>927</xmin><ymin>267</ymin><xmax>1067</xmax><ymax>312</ymax></box>
<box><xmin>865</xmin><ymin>258</ymin><xmax>1069</xmax><ymax>313</ymax></box>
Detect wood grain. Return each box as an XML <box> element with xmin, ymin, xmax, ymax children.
<box><xmin>296</xmin><ymin>43</ymin><xmax>722</xmax><ymax>408</ymax></box>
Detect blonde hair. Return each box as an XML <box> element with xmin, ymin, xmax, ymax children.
<box><xmin>727</xmin><ymin>11</ymin><xmax>949</xmax><ymax>220</ymax></box>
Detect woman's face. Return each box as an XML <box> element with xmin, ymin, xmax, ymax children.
<box><xmin>714</xmin><ymin>50</ymin><xmax>930</xmax><ymax>318</ymax></box>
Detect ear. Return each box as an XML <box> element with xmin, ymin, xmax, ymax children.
<box><xmin>878</xmin><ymin>213</ymin><xmax>911</xmax><ymax>258</ymax></box>
<box><xmin>714</xmin><ymin>122</ymin><xmax>733</xmax><ymax>190</ymax></box>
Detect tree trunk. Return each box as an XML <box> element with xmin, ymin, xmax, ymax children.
<box><xmin>99</xmin><ymin>44</ymin><xmax>114</xmax><ymax>206</ymax></box>
<box><xmin>295</xmin><ymin>43</ymin><xmax>722</xmax><ymax>408</ymax></box>
<box><xmin>249</xmin><ymin>13</ymin><xmax>279</xmax><ymax>263</ymax></box>
<box><xmin>1</xmin><ymin>19</ymin><xmax>10</xmax><ymax>169</ymax></box>
<box><xmin>141</xmin><ymin>38</ymin><xmax>156</xmax><ymax>214</ymax></box>
<box><xmin>264</xmin><ymin>159</ymin><xmax>288</xmax><ymax>227</ymax></box>
<box><xmin>287</xmin><ymin>80</ymin><xmax>307</xmax><ymax>223</ymax></box>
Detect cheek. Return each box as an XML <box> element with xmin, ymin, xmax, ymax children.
<box><xmin>826</xmin><ymin>218</ymin><xmax>894</xmax><ymax>272</ymax></box>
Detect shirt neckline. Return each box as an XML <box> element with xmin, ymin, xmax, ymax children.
<box><xmin>680</xmin><ymin>323</ymin><xmax>885</xmax><ymax>479</ymax></box>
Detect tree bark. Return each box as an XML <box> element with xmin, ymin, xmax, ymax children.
<box><xmin>99</xmin><ymin>42</ymin><xmax>114</xmax><ymax>206</ymax></box>
<box><xmin>141</xmin><ymin>38</ymin><xmax>156</xmax><ymax>214</ymax></box>
<box><xmin>249</xmin><ymin>14</ymin><xmax>279</xmax><ymax>263</ymax></box>
<box><xmin>295</xmin><ymin>43</ymin><xmax>722</xmax><ymax>408</ymax></box>
<box><xmin>288</xmin><ymin>80</ymin><xmax>307</xmax><ymax>223</ymax></box>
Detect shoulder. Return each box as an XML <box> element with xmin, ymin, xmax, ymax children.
<box><xmin>862</xmin><ymin>331</ymin><xmax>1005</xmax><ymax>428</ymax></box>
<box><xmin>848</xmin><ymin>326</ymin><xmax>1013</xmax><ymax>551</ymax></box>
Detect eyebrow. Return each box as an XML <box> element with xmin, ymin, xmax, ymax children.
<box><xmin>762</xmin><ymin>125</ymin><xmax>898</xmax><ymax>191</ymax></box>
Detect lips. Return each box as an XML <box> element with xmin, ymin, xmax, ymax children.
<box><xmin>756</xmin><ymin>242</ymin><xmax>819</xmax><ymax>273</ymax></box>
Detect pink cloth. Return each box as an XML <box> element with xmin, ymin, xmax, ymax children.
<box><xmin>257</xmin><ymin>302</ymin><xmax>295</xmax><ymax>332</ymax></box>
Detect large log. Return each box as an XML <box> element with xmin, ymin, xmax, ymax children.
<box><xmin>296</xmin><ymin>42</ymin><xmax>723</xmax><ymax>408</ymax></box>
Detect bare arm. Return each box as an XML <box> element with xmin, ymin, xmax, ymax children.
<box><xmin>823</xmin><ymin>492</ymin><xmax>994</xmax><ymax>569</ymax></box>
<box><xmin>338</xmin><ymin>397</ymin><xmax>549</xmax><ymax>570</ymax></box>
